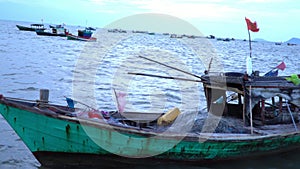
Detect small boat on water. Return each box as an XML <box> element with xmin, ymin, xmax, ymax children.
<box><xmin>16</xmin><ymin>24</ymin><xmax>46</xmax><ymax>32</ymax></box>
<box><xmin>49</xmin><ymin>24</ymin><xmax>64</xmax><ymax>29</ymax></box>
<box><xmin>85</xmin><ymin>27</ymin><xmax>96</xmax><ymax>31</ymax></box>
<box><xmin>0</xmin><ymin>69</ymin><xmax>300</xmax><ymax>166</ymax></box>
<box><xmin>108</xmin><ymin>28</ymin><xmax>127</xmax><ymax>33</ymax></box>
<box><xmin>67</xmin><ymin>29</ymin><xmax>96</xmax><ymax>42</ymax></box>
<box><xmin>287</xmin><ymin>43</ymin><xmax>297</xmax><ymax>46</ymax></box>
<box><xmin>36</xmin><ymin>26</ymin><xmax>69</xmax><ymax>37</ymax></box>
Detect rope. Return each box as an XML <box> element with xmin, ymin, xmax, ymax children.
<box><xmin>286</xmin><ymin>100</ymin><xmax>298</xmax><ymax>131</ymax></box>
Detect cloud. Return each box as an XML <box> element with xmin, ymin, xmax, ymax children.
<box><xmin>238</xmin><ymin>0</ymin><xmax>288</xmax><ymax>3</ymax></box>
<box><xmin>125</xmin><ymin>0</ymin><xmax>243</xmax><ymax>21</ymax></box>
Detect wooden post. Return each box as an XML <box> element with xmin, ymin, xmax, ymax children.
<box><xmin>204</xmin><ymin>86</ymin><xmax>211</xmax><ymax>112</ymax></box>
<box><xmin>249</xmin><ymin>86</ymin><xmax>253</xmax><ymax>134</ymax></box>
<box><xmin>238</xmin><ymin>93</ymin><xmax>242</xmax><ymax>106</ymax></box>
<box><xmin>261</xmin><ymin>99</ymin><xmax>265</xmax><ymax>125</ymax></box>
<box><xmin>243</xmin><ymin>94</ymin><xmax>246</xmax><ymax>125</ymax></box>
<box><xmin>279</xmin><ymin>97</ymin><xmax>283</xmax><ymax>113</ymax></box>
<box><xmin>39</xmin><ymin>89</ymin><xmax>49</xmax><ymax>103</ymax></box>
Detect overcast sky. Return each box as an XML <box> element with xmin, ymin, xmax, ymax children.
<box><xmin>0</xmin><ymin>0</ymin><xmax>299</xmax><ymax>41</ymax></box>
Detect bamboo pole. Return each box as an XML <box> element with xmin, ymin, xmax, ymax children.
<box><xmin>128</xmin><ymin>72</ymin><xmax>203</xmax><ymax>83</ymax></box>
<box><xmin>246</xmin><ymin>29</ymin><xmax>253</xmax><ymax>76</ymax></box>
<box><xmin>249</xmin><ymin>85</ymin><xmax>253</xmax><ymax>134</ymax></box>
<box><xmin>138</xmin><ymin>56</ymin><xmax>204</xmax><ymax>80</ymax></box>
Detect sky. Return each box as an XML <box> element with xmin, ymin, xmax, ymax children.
<box><xmin>0</xmin><ymin>0</ymin><xmax>299</xmax><ymax>42</ymax></box>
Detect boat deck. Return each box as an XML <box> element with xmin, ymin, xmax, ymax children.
<box><xmin>1</xmin><ymin>96</ymin><xmax>300</xmax><ymax>138</ymax></box>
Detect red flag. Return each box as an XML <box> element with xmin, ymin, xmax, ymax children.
<box><xmin>276</xmin><ymin>61</ymin><xmax>286</xmax><ymax>71</ymax></box>
<box><xmin>245</xmin><ymin>17</ymin><xmax>259</xmax><ymax>32</ymax></box>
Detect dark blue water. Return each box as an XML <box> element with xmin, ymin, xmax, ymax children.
<box><xmin>0</xmin><ymin>19</ymin><xmax>300</xmax><ymax>168</ymax></box>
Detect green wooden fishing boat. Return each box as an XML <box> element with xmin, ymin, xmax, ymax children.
<box><xmin>0</xmin><ymin>72</ymin><xmax>300</xmax><ymax>166</ymax></box>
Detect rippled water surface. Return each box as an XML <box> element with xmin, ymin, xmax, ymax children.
<box><xmin>0</xmin><ymin>19</ymin><xmax>300</xmax><ymax>168</ymax></box>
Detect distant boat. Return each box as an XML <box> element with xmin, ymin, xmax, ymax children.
<box><xmin>67</xmin><ymin>29</ymin><xmax>96</xmax><ymax>42</ymax></box>
<box><xmin>287</xmin><ymin>43</ymin><xmax>297</xmax><ymax>46</ymax></box>
<box><xmin>170</xmin><ymin>34</ymin><xmax>183</xmax><ymax>38</ymax></box>
<box><xmin>108</xmin><ymin>28</ymin><xmax>127</xmax><ymax>33</ymax></box>
<box><xmin>207</xmin><ymin>35</ymin><xmax>215</xmax><ymax>39</ymax></box>
<box><xmin>16</xmin><ymin>24</ymin><xmax>46</xmax><ymax>32</ymax></box>
<box><xmin>36</xmin><ymin>26</ymin><xmax>69</xmax><ymax>37</ymax></box>
<box><xmin>223</xmin><ymin>38</ymin><xmax>230</xmax><ymax>42</ymax></box>
<box><xmin>216</xmin><ymin>38</ymin><xmax>231</xmax><ymax>42</ymax></box>
<box><xmin>67</xmin><ymin>34</ymin><xmax>97</xmax><ymax>42</ymax></box>
<box><xmin>132</xmin><ymin>30</ymin><xmax>148</xmax><ymax>34</ymax></box>
<box><xmin>85</xmin><ymin>27</ymin><xmax>96</xmax><ymax>31</ymax></box>
<box><xmin>275</xmin><ymin>42</ymin><xmax>282</xmax><ymax>45</ymax></box>
<box><xmin>49</xmin><ymin>24</ymin><xmax>64</xmax><ymax>29</ymax></box>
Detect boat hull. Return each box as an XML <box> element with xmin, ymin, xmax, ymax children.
<box><xmin>1</xmin><ymin>98</ymin><xmax>300</xmax><ymax>166</ymax></box>
<box><xmin>36</xmin><ymin>31</ymin><xmax>67</xmax><ymax>37</ymax></box>
<box><xmin>67</xmin><ymin>34</ymin><xmax>96</xmax><ymax>42</ymax></box>
<box><xmin>16</xmin><ymin>25</ymin><xmax>46</xmax><ymax>32</ymax></box>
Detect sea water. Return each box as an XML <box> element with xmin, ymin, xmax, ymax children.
<box><xmin>0</xmin><ymin>19</ymin><xmax>300</xmax><ymax>169</ymax></box>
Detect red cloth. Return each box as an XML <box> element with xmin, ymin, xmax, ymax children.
<box><xmin>245</xmin><ymin>17</ymin><xmax>259</xmax><ymax>32</ymax></box>
<box><xmin>276</xmin><ymin>61</ymin><xmax>286</xmax><ymax>70</ymax></box>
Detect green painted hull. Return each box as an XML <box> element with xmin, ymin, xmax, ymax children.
<box><xmin>1</xmin><ymin>98</ymin><xmax>300</xmax><ymax>165</ymax></box>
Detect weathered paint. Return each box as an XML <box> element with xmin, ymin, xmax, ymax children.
<box><xmin>1</xmin><ymin>102</ymin><xmax>300</xmax><ymax>164</ymax></box>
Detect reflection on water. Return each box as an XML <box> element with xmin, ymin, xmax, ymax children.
<box><xmin>37</xmin><ymin>148</ymin><xmax>300</xmax><ymax>169</ymax></box>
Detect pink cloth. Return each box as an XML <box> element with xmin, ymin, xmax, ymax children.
<box><xmin>116</xmin><ymin>92</ymin><xmax>126</xmax><ymax>113</ymax></box>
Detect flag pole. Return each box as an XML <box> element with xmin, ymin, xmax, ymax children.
<box><xmin>249</xmin><ymin>86</ymin><xmax>253</xmax><ymax>134</ymax></box>
<box><xmin>245</xmin><ymin>17</ymin><xmax>253</xmax><ymax>134</ymax></box>
<box><xmin>245</xmin><ymin>17</ymin><xmax>259</xmax><ymax>134</ymax></box>
<box><xmin>246</xmin><ymin>18</ymin><xmax>253</xmax><ymax>76</ymax></box>
<box><xmin>245</xmin><ymin>17</ymin><xmax>259</xmax><ymax>76</ymax></box>
<box><xmin>247</xmin><ymin>29</ymin><xmax>252</xmax><ymax>58</ymax></box>
<box><xmin>113</xmin><ymin>88</ymin><xmax>121</xmax><ymax>113</ymax></box>
<box><xmin>248</xmin><ymin>30</ymin><xmax>254</xmax><ymax>134</ymax></box>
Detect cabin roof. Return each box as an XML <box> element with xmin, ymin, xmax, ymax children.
<box><xmin>31</xmin><ymin>24</ymin><xmax>44</xmax><ymax>27</ymax></box>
